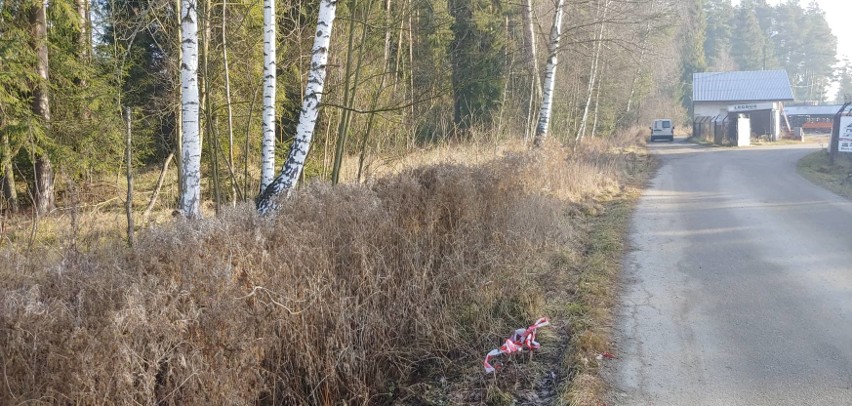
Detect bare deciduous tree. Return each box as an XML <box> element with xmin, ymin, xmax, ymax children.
<box><xmin>178</xmin><ymin>0</ymin><xmax>201</xmax><ymax>218</ymax></box>
<box><xmin>533</xmin><ymin>0</ymin><xmax>565</xmax><ymax>147</ymax></box>
<box><xmin>256</xmin><ymin>0</ymin><xmax>339</xmax><ymax>214</ymax></box>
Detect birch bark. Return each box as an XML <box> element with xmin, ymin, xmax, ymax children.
<box><xmin>30</xmin><ymin>0</ymin><xmax>54</xmax><ymax>215</ymax></box>
<box><xmin>576</xmin><ymin>0</ymin><xmax>608</xmax><ymax>142</ymax></box>
<box><xmin>178</xmin><ymin>0</ymin><xmax>201</xmax><ymax>218</ymax></box>
<box><xmin>533</xmin><ymin>0</ymin><xmax>565</xmax><ymax>147</ymax></box>
<box><xmin>260</xmin><ymin>0</ymin><xmax>277</xmax><ymax>191</ymax></box>
<box><xmin>256</xmin><ymin>0</ymin><xmax>339</xmax><ymax>214</ymax></box>
<box><xmin>523</xmin><ymin>0</ymin><xmax>541</xmax><ymax>141</ymax></box>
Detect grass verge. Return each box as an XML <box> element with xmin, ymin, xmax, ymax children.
<box><xmin>556</xmin><ymin>158</ymin><xmax>653</xmax><ymax>405</ymax></box>
<box><xmin>797</xmin><ymin>149</ymin><xmax>852</xmax><ymax>199</ymax></box>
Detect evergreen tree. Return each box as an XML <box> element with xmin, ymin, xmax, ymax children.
<box><xmin>798</xmin><ymin>2</ymin><xmax>836</xmax><ymax>102</ymax></box>
<box><xmin>680</xmin><ymin>0</ymin><xmax>706</xmax><ymax>114</ymax></box>
<box><xmin>703</xmin><ymin>0</ymin><xmax>733</xmax><ymax>70</ymax></box>
<box><xmin>448</xmin><ymin>0</ymin><xmax>506</xmax><ymax>133</ymax></box>
<box><xmin>731</xmin><ymin>6</ymin><xmax>765</xmax><ymax>71</ymax></box>
<box><xmin>835</xmin><ymin>59</ymin><xmax>852</xmax><ymax>104</ymax></box>
<box><xmin>0</xmin><ymin>2</ymin><xmax>35</xmax><ymax>212</ymax></box>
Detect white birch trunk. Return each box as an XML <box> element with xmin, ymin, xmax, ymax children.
<box><xmin>260</xmin><ymin>0</ymin><xmax>277</xmax><ymax>191</ymax></box>
<box><xmin>576</xmin><ymin>0</ymin><xmax>608</xmax><ymax>142</ymax></box>
<box><xmin>523</xmin><ymin>0</ymin><xmax>541</xmax><ymax>97</ymax></box>
<box><xmin>533</xmin><ymin>0</ymin><xmax>565</xmax><ymax>147</ymax></box>
<box><xmin>178</xmin><ymin>0</ymin><xmax>201</xmax><ymax>218</ymax></box>
<box><xmin>256</xmin><ymin>0</ymin><xmax>339</xmax><ymax>214</ymax></box>
<box><xmin>591</xmin><ymin>57</ymin><xmax>604</xmax><ymax>136</ymax></box>
<box><xmin>523</xmin><ymin>0</ymin><xmax>541</xmax><ymax>142</ymax></box>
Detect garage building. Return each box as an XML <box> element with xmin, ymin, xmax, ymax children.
<box><xmin>693</xmin><ymin>70</ymin><xmax>795</xmax><ymax>143</ymax></box>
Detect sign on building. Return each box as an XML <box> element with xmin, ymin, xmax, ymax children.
<box><xmin>839</xmin><ymin>116</ymin><xmax>852</xmax><ymax>152</ymax></box>
<box><xmin>728</xmin><ymin>102</ymin><xmax>775</xmax><ymax>113</ymax></box>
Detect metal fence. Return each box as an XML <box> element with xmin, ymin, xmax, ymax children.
<box><xmin>693</xmin><ymin>115</ymin><xmax>734</xmax><ymax>145</ymax></box>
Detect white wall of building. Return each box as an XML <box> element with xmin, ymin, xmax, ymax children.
<box><xmin>694</xmin><ymin>102</ymin><xmax>731</xmax><ymax>118</ymax></box>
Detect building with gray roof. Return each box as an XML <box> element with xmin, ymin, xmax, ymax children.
<box><xmin>693</xmin><ymin>70</ymin><xmax>795</xmax><ymax>141</ymax></box>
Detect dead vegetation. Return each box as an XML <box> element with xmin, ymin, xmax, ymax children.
<box><xmin>0</xmin><ymin>129</ymin><xmax>650</xmax><ymax>405</ymax></box>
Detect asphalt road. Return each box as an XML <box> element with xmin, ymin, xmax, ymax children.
<box><xmin>603</xmin><ymin>139</ymin><xmax>852</xmax><ymax>405</ymax></box>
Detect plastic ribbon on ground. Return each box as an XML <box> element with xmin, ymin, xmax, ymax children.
<box><xmin>483</xmin><ymin>317</ymin><xmax>551</xmax><ymax>373</ymax></box>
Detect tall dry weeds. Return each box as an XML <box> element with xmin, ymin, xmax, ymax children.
<box><xmin>0</xmin><ymin>130</ymin><xmax>644</xmax><ymax>405</ymax></box>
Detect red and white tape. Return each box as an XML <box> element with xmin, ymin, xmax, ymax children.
<box><xmin>483</xmin><ymin>317</ymin><xmax>551</xmax><ymax>373</ymax></box>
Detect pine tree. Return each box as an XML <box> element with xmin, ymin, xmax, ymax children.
<box><xmin>0</xmin><ymin>2</ymin><xmax>35</xmax><ymax>213</ymax></box>
<box><xmin>29</xmin><ymin>0</ymin><xmax>55</xmax><ymax>215</ymax></box>
<box><xmin>680</xmin><ymin>0</ymin><xmax>706</xmax><ymax>114</ymax></box>
<box><xmin>448</xmin><ymin>0</ymin><xmax>506</xmax><ymax>133</ymax></box>
<box><xmin>836</xmin><ymin>59</ymin><xmax>852</xmax><ymax>104</ymax></box>
<box><xmin>799</xmin><ymin>2</ymin><xmax>836</xmax><ymax>102</ymax></box>
<box><xmin>703</xmin><ymin>0</ymin><xmax>733</xmax><ymax>70</ymax></box>
<box><xmin>731</xmin><ymin>6</ymin><xmax>764</xmax><ymax>71</ymax></box>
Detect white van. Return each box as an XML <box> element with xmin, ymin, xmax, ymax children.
<box><xmin>650</xmin><ymin>119</ymin><xmax>674</xmax><ymax>142</ymax></box>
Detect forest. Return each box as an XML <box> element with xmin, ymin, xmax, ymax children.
<box><xmin>0</xmin><ymin>0</ymin><xmax>840</xmax><ymax>215</ymax></box>
<box><xmin>0</xmin><ymin>0</ymin><xmax>847</xmax><ymax>404</ymax></box>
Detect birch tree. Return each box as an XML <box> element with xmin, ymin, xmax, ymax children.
<box><xmin>523</xmin><ymin>0</ymin><xmax>541</xmax><ymax>141</ymax></box>
<box><xmin>30</xmin><ymin>0</ymin><xmax>54</xmax><ymax>214</ymax></box>
<box><xmin>533</xmin><ymin>0</ymin><xmax>565</xmax><ymax>147</ymax></box>
<box><xmin>256</xmin><ymin>0</ymin><xmax>339</xmax><ymax>214</ymax></box>
<box><xmin>576</xmin><ymin>0</ymin><xmax>609</xmax><ymax>142</ymax></box>
<box><xmin>178</xmin><ymin>0</ymin><xmax>201</xmax><ymax>218</ymax></box>
<box><xmin>260</xmin><ymin>0</ymin><xmax>276</xmax><ymax>191</ymax></box>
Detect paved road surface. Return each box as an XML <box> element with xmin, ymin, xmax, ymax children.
<box><xmin>603</xmin><ymin>140</ymin><xmax>852</xmax><ymax>405</ymax></box>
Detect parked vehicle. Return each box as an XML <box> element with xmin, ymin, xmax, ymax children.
<box><xmin>650</xmin><ymin>119</ymin><xmax>675</xmax><ymax>142</ymax></box>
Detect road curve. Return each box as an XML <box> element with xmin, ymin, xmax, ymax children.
<box><xmin>603</xmin><ymin>140</ymin><xmax>852</xmax><ymax>405</ymax></box>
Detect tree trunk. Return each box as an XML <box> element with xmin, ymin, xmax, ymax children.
<box><xmin>178</xmin><ymin>0</ymin><xmax>201</xmax><ymax>218</ymax></box>
<box><xmin>30</xmin><ymin>0</ymin><xmax>54</xmax><ymax>215</ymax></box>
<box><xmin>532</xmin><ymin>0</ymin><xmax>565</xmax><ymax>147</ymax></box>
<box><xmin>76</xmin><ymin>0</ymin><xmax>90</xmax><ymax>59</ymax></box>
<box><xmin>625</xmin><ymin>16</ymin><xmax>652</xmax><ymax>116</ymax></box>
<box><xmin>591</xmin><ymin>56</ymin><xmax>604</xmax><ymax>137</ymax></box>
<box><xmin>124</xmin><ymin>107</ymin><xmax>135</xmax><ymax>246</ymax></box>
<box><xmin>332</xmin><ymin>0</ymin><xmax>369</xmax><ymax>185</ymax></box>
<box><xmin>202</xmin><ymin>0</ymin><xmax>221</xmax><ymax>215</ymax></box>
<box><xmin>1</xmin><ymin>130</ymin><xmax>18</xmax><ymax>213</ymax></box>
<box><xmin>383</xmin><ymin>0</ymin><xmax>392</xmax><ymax>69</ymax></box>
<box><xmin>523</xmin><ymin>0</ymin><xmax>542</xmax><ymax>97</ymax></box>
<box><xmin>260</xmin><ymin>0</ymin><xmax>277</xmax><ymax>191</ymax></box>
<box><xmin>174</xmin><ymin>0</ymin><xmax>183</xmax><ymax>200</ymax></box>
<box><xmin>77</xmin><ymin>0</ymin><xmax>92</xmax><ymax>121</ymax></box>
<box><xmin>522</xmin><ymin>0</ymin><xmax>541</xmax><ymax>142</ymax></box>
<box><xmin>142</xmin><ymin>152</ymin><xmax>174</xmax><ymax>223</ymax></box>
<box><xmin>576</xmin><ymin>0</ymin><xmax>608</xmax><ymax>142</ymax></box>
<box><xmin>256</xmin><ymin>0</ymin><xmax>339</xmax><ymax>214</ymax></box>
<box><xmin>222</xmin><ymin>0</ymin><xmax>239</xmax><ymax>204</ymax></box>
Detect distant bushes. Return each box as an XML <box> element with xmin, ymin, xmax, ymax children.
<box><xmin>0</xmin><ymin>130</ymin><xmax>643</xmax><ymax>405</ymax></box>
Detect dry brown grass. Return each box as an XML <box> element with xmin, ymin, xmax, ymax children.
<box><xmin>0</xmin><ymin>128</ymin><xmax>649</xmax><ymax>405</ymax></box>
